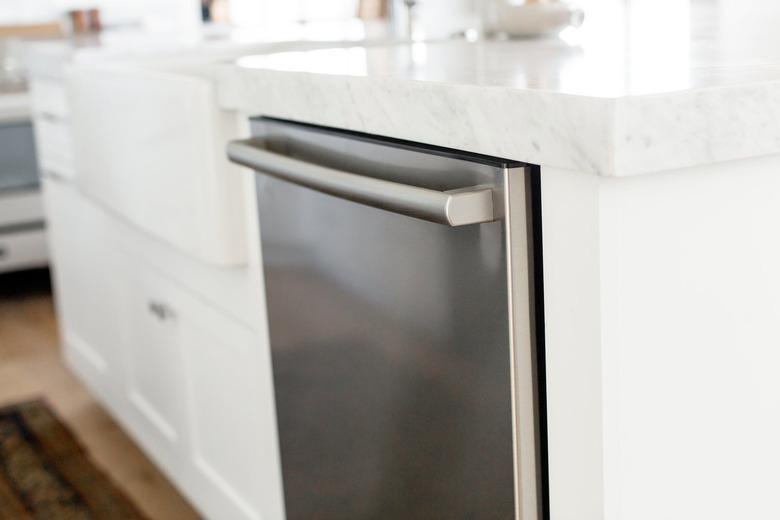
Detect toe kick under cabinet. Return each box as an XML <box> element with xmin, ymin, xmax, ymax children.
<box><xmin>43</xmin><ymin>178</ymin><xmax>285</xmax><ymax>520</ymax></box>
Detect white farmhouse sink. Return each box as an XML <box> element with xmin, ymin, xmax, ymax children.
<box><xmin>68</xmin><ymin>39</ymin><xmax>355</xmax><ymax>266</ymax></box>
<box><xmin>70</xmin><ymin>60</ymin><xmax>247</xmax><ymax>265</ymax></box>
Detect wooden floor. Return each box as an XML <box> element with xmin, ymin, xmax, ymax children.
<box><xmin>0</xmin><ymin>269</ymin><xmax>201</xmax><ymax>520</ymax></box>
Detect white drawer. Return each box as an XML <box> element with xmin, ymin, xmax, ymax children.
<box><xmin>0</xmin><ymin>226</ymin><xmax>48</xmax><ymax>273</ymax></box>
<box><xmin>34</xmin><ymin>117</ymin><xmax>75</xmax><ymax>179</ymax></box>
<box><xmin>30</xmin><ymin>80</ymin><xmax>69</xmax><ymax>120</ymax></box>
<box><xmin>0</xmin><ymin>190</ymin><xmax>44</xmax><ymax>227</ymax></box>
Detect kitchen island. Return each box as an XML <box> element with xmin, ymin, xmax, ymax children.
<box><xmin>219</xmin><ymin>3</ymin><xmax>780</xmax><ymax>519</ymax></box>
<box><xmin>24</xmin><ymin>24</ymin><xmax>390</xmax><ymax>520</ymax></box>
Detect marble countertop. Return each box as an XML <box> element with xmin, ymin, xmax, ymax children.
<box><xmin>221</xmin><ymin>0</ymin><xmax>780</xmax><ymax>176</ymax></box>
<box><xmin>24</xmin><ymin>19</ymin><xmax>390</xmax><ymax>81</ymax></box>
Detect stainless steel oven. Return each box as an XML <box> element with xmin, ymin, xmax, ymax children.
<box><xmin>228</xmin><ymin>117</ymin><xmax>545</xmax><ymax>520</ymax></box>
<box><xmin>0</xmin><ymin>119</ymin><xmax>47</xmax><ymax>273</ymax></box>
<box><xmin>0</xmin><ymin>120</ymin><xmax>38</xmax><ymax>193</ymax></box>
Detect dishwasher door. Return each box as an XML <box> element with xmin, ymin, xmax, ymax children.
<box><xmin>229</xmin><ymin>118</ymin><xmax>542</xmax><ymax>520</ymax></box>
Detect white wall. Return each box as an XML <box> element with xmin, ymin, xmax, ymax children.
<box><xmin>227</xmin><ymin>0</ymin><xmax>477</xmax><ymax>38</ymax></box>
<box><xmin>412</xmin><ymin>0</ymin><xmax>479</xmax><ymax>38</ymax></box>
<box><xmin>228</xmin><ymin>0</ymin><xmax>359</xmax><ymax>29</ymax></box>
<box><xmin>0</xmin><ymin>0</ymin><xmax>200</xmax><ymax>30</ymax></box>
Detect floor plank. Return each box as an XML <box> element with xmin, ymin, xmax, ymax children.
<box><xmin>0</xmin><ymin>269</ymin><xmax>201</xmax><ymax>520</ymax></box>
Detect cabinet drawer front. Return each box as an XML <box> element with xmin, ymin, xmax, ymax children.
<box><xmin>34</xmin><ymin>117</ymin><xmax>74</xmax><ymax>178</ymax></box>
<box><xmin>0</xmin><ymin>226</ymin><xmax>47</xmax><ymax>272</ymax></box>
<box><xmin>43</xmin><ymin>178</ymin><xmax>279</xmax><ymax>519</ymax></box>
<box><xmin>30</xmin><ymin>80</ymin><xmax>69</xmax><ymax>120</ymax></box>
<box><xmin>118</xmin><ymin>235</ymin><xmax>281</xmax><ymax>520</ymax></box>
<box><xmin>0</xmin><ymin>190</ymin><xmax>44</xmax><ymax>227</ymax></box>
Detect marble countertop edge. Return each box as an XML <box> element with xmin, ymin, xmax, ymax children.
<box><xmin>219</xmin><ymin>66</ymin><xmax>780</xmax><ymax>177</ymax></box>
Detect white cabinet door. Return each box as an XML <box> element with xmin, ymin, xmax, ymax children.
<box><xmin>36</xmin><ymin>59</ymin><xmax>281</xmax><ymax>520</ymax></box>
<box><xmin>181</xmin><ymin>300</ymin><xmax>285</xmax><ymax>520</ymax></box>
<box><xmin>122</xmin><ymin>261</ymin><xmax>284</xmax><ymax>520</ymax></box>
<box><xmin>44</xmin><ymin>179</ymin><xmax>282</xmax><ymax>519</ymax></box>
<box><xmin>42</xmin><ymin>179</ymin><xmax>126</xmax><ymax>405</ymax></box>
<box><xmin>123</xmin><ymin>266</ymin><xmax>189</xmax><ymax>475</ymax></box>
<box><xmin>31</xmin><ymin>79</ymin><xmax>75</xmax><ymax>181</ymax></box>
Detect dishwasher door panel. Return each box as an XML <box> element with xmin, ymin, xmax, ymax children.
<box><xmin>247</xmin><ymin>118</ymin><xmax>532</xmax><ymax>519</ymax></box>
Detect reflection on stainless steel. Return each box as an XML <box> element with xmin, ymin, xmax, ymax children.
<box><xmin>243</xmin><ymin>118</ymin><xmax>540</xmax><ymax>519</ymax></box>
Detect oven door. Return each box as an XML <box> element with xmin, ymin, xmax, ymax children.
<box><xmin>0</xmin><ymin>120</ymin><xmax>39</xmax><ymax>193</ymax></box>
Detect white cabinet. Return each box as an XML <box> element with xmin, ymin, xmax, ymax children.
<box><xmin>120</xmin><ymin>253</ymin><xmax>283</xmax><ymax>520</ymax></box>
<box><xmin>30</xmin><ymin>80</ymin><xmax>70</xmax><ymax>120</ymax></box>
<box><xmin>42</xmin><ymin>179</ymin><xmax>282</xmax><ymax>520</ymax></box>
<box><xmin>33</xmin><ymin>117</ymin><xmax>75</xmax><ymax>180</ymax></box>
<box><xmin>33</xmin><ymin>54</ymin><xmax>281</xmax><ymax>519</ymax></box>
<box><xmin>182</xmin><ymin>297</ymin><xmax>284</xmax><ymax>520</ymax></box>
<box><xmin>42</xmin><ymin>179</ymin><xmax>126</xmax><ymax>407</ymax></box>
<box><xmin>123</xmin><ymin>266</ymin><xmax>190</xmax><ymax>475</ymax></box>
<box><xmin>30</xmin><ymin>79</ymin><xmax>75</xmax><ymax>181</ymax></box>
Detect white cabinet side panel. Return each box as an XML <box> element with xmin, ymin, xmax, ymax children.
<box><xmin>599</xmin><ymin>154</ymin><xmax>780</xmax><ymax>520</ymax></box>
<box><xmin>540</xmin><ymin>167</ymin><xmax>605</xmax><ymax>520</ymax></box>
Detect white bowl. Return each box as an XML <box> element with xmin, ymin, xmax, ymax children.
<box><xmin>490</xmin><ymin>1</ymin><xmax>584</xmax><ymax>37</ymax></box>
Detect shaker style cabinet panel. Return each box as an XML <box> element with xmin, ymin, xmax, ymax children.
<box><xmin>30</xmin><ymin>79</ymin><xmax>75</xmax><ymax>181</ymax></box>
<box><xmin>122</xmin><ymin>265</ymin><xmax>190</xmax><ymax>476</ymax></box>
<box><xmin>30</xmin><ymin>80</ymin><xmax>70</xmax><ymax>120</ymax></box>
<box><xmin>30</xmin><ymin>78</ymin><xmax>75</xmax><ymax>180</ymax></box>
<box><xmin>118</xmin><ymin>238</ymin><xmax>280</xmax><ymax>520</ymax></box>
<box><xmin>33</xmin><ymin>117</ymin><xmax>75</xmax><ymax>180</ymax></box>
<box><xmin>181</xmin><ymin>296</ymin><xmax>285</xmax><ymax>520</ymax></box>
<box><xmin>43</xmin><ymin>177</ymin><xmax>279</xmax><ymax>520</ymax></box>
<box><xmin>42</xmin><ymin>179</ymin><xmax>126</xmax><ymax>406</ymax></box>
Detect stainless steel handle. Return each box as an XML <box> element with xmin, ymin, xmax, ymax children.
<box><xmin>227</xmin><ymin>138</ymin><xmax>498</xmax><ymax>226</ymax></box>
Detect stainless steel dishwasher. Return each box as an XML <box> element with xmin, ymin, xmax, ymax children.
<box><xmin>228</xmin><ymin>117</ymin><xmax>545</xmax><ymax>520</ymax></box>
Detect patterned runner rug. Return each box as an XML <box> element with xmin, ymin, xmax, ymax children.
<box><xmin>0</xmin><ymin>400</ymin><xmax>147</xmax><ymax>519</ymax></box>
